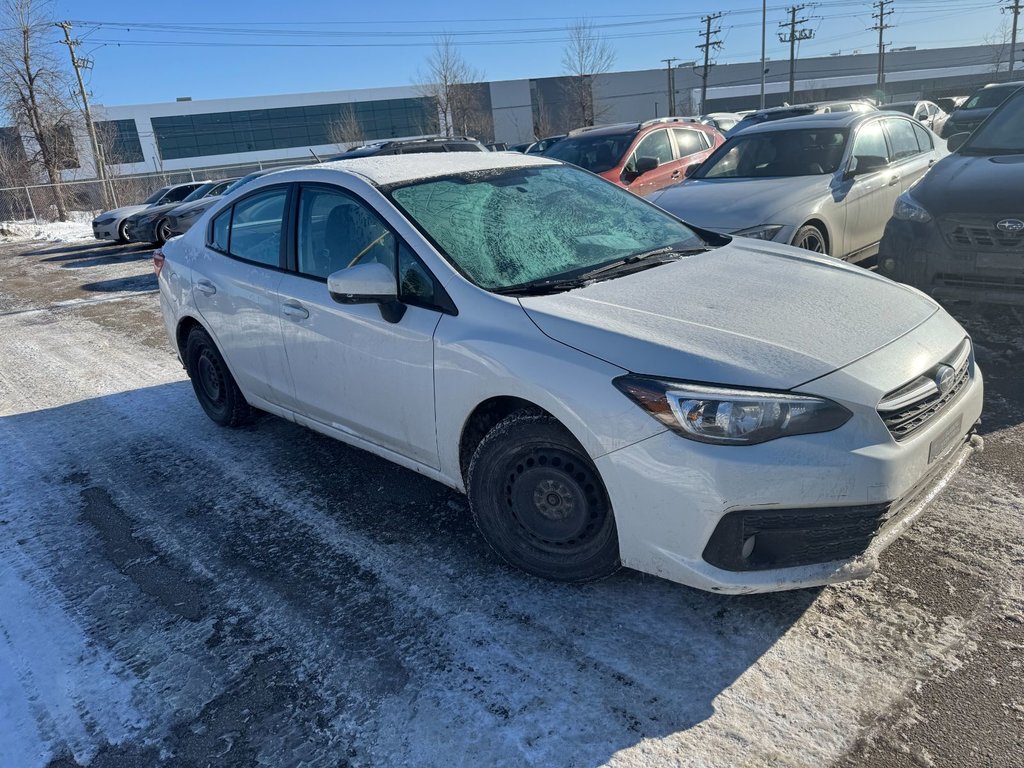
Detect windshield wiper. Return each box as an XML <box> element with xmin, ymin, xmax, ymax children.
<box><xmin>577</xmin><ymin>246</ymin><xmax>707</xmax><ymax>281</ymax></box>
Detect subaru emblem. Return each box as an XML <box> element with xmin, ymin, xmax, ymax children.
<box><xmin>934</xmin><ymin>364</ymin><xmax>956</xmax><ymax>394</ymax></box>
<box><xmin>996</xmin><ymin>218</ymin><xmax>1024</xmax><ymax>233</ymax></box>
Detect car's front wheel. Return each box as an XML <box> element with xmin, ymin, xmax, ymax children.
<box><xmin>792</xmin><ymin>224</ymin><xmax>827</xmax><ymax>254</ymax></box>
<box><xmin>185</xmin><ymin>327</ymin><xmax>255</xmax><ymax>427</ymax></box>
<box><xmin>154</xmin><ymin>218</ymin><xmax>170</xmax><ymax>245</ymax></box>
<box><xmin>467</xmin><ymin>411</ymin><xmax>620</xmax><ymax>582</ymax></box>
<box><xmin>116</xmin><ymin>220</ymin><xmax>129</xmax><ymax>244</ymax></box>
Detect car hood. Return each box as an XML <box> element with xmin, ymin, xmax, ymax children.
<box><xmin>912</xmin><ymin>152</ymin><xmax>1024</xmax><ymax>216</ymax></box>
<box><xmin>96</xmin><ymin>204</ymin><xmax>149</xmax><ymax>221</ymax></box>
<box><xmin>519</xmin><ymin>240</ymin><xmax>937</xmax><ymax>390</ymax></box>
<box><xmin>648</xmin><ymin>176</ymin><xmax>829</xmax><ymax>231</ymax></box>
<box><xmin>130</xmin><ymin>201</ymin><xmax>182</xmax><ymax>220</ymax></box>
<box><xmin>169</xmin><ymin>198</ymin><xmax>217</xmax><ymax>217</ymax></box>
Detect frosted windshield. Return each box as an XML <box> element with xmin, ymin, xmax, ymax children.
<box><xmin>390</xmin><ymin>166</ymin><xmax>704</xmax><ymax>290</ymax></box>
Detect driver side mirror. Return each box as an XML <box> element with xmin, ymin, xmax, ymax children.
<box><xmin>845</xmin><ymin>155</ymin><xmax>887</xmax><ymax>178</ymax></box>
<box><xmin>635</xmin><ymin>156</ymin><xmax>659</xmax><ymax>175</ymax></box>
<box><xmin>946</xmin><ymin>132</ymin><xmax>970</xmax><ymax>152</ymax></box>
<box><xmin>328</xmin><ymin>262</ymin><xmax>406</xmax><ymax>323</ymax></box>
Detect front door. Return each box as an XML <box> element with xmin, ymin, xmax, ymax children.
<box><xmin>841</xmin><ymin>120</ymin><xmax>897</xmax><ymax>259</ymax></box>
<box><xmin>275</xmin><ymin>184</ymin><xmax>442</xmax><ymax>468</ymax></box>
<box><xmin>624</xmin><ymin>129</ymin><xmax>679</xmax><ymax>196</ymax></box>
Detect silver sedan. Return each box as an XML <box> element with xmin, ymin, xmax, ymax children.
<box><xmin>648</xmin><ymin>112</ymin><xmax>947</xmax><ymax>263</ymax></box>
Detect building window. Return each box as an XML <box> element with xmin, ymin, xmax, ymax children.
<box><xmin>95</xmin><ymin>119</ymin><xmax>144</xmax><ymax>165</ymax></box>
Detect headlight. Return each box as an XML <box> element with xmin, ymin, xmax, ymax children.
<box><xmin>732</xmin><ymin>224</ymin><xmax>784</xmax><ymax>241</ymax></box>
<box><xmin>893</xmin><ymin>192</ymin><xmax>932</xmax><ymax>223</ymax></box>
<box><xmin>613</xmin><ymin>376</ymin><xmax>852</xmax><ymax>445</ymax></box>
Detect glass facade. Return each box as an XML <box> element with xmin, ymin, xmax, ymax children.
<box><xmin>152</xmin><ymin>97</ymin><xmax>438</xmax><ymax>160</ymax></box>
<box><xmin>95</xmin><ymin>119</ymin><xmax>144</xmax><ymax>164</ymax></box>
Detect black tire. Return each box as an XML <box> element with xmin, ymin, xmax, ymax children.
<box><xmin>467</xmin><ymin>411</ymin><xmax>620</xmax><ymax>582</ymax></box>
<box><xmin>154</xmin><ymin>218</ymin><xmax>170</xmax><ymax>246</ymax></box>
<box><xmin>185</xmin><ymin>327</ymin><xmax>255</xmax><ymax>427</ymax></box>
<box><xmin>792</xmin><ymin>224</ymin><xmax>827</xmax><ymax>254</ymax></box>
<box><xmin>115</xmin><ymin>220</ymin><xmax>129</xmax><ymax>244</ymax></box>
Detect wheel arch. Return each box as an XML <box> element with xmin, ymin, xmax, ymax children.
<box><xmin>798</xmin><ymin>217</ymin><xmax>832</xmax><ymax>255</ymax></box>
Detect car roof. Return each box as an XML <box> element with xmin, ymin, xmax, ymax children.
<box><xmin>311</xmin><ymin>152</ymin><xmax>560</xmax><ymax>187</ymax></box>
<box><xmin>738</xmin><ymin>111</ymin><xmax>882</xmax><ymax>133</ymax></box>
<box><xmin>982</xmin><ymin>81</ymin><xmax>1024</xmax><ymax>89</ymax></box>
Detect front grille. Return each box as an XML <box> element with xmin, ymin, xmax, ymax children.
<box><xmin>878</xmin><ymin>339</ymin><xmax>972</xmax><ymax>441</ymax></box>
<box><xmin>940</xmin><ymin>217</ymin><xmax>1024</xmax><ymax>250</ymax></box>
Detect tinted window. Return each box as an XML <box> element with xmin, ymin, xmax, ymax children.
<box><xmin>399</xmin><ymin>242</ymin><xmax>439</xmax><ymax>307</ymax></box>
<box><xmin>886</xmin><ymin>119</ymin><xmax>921</xmax><ymax>161</ymax></box>
<box><xmin>163</xmin><ymin>184</ymin><xmax>201</xmax><ymax>204</ymax></box>
<box><xmin>297</xmin><ymin>186</ymin><xmax>394</xmax><ymax>279</ymax></box>
<box><xmin>210</xmin><ymin>209</ymin><xmax>230</xmax><ymax>252</ymax></box>
<box><xmin>180</xmin><ymin>182</ymin><xmax>216</xmax><ymax>204</ymax></box>
<box><xmin>912</xmin><ymin>122</ymin><xmax>933</xmax><ymax>152</ymax></box>
<box><xmin>851</xmin><ymin>122</ymin><xmax>890</xmax><ymax>166</ymax></box>
<box><xmin>672</xmin><ymin>128</ymin><xmax>706</xmax><ymax>157</ymax></box>
<box><xmin>542</xmin><ymin>131</ymin><xmax>637</xmax><ymax>173</ymax></box>
<box><xmin>963</xmin><ymin>86</ymin><xmax>1019</xmax><ymax>110</ymax></box>
<box><xmin>144</xmin><ymin>186</ymin><xmax>171</xmax><ymax>205</ymax></box>
<box><xmin>963</xmin><ymin>90</ymin><xmax>1024</xmax><ymax>153</ymax></box>
<box><xmin>699</xmin><ymin>129</ymin><xmax>848</xmax><ymax>179</ymax></box>
<box><xmin>229</xmin><ymin>188</ymin><xmax>287</xmax><ymax>266</ymax></box>
<box><xmin>390</xmin><ymin>165</ymin><xmax>704</xmax><ymax>291</ymax></box>
<box><xmin>207</xmin><ymin>179</ymin><xmax>235</xmax><ymax>196</ymax></box>
<box><xmin>632</xmin><ymin>130</ymin><xmax>673</xmax><ymax>166</ymax></box>
<box><xmin>887</xmin><ymin>103</ymin><xmax>916</xmax><ymax>116</ymax></box>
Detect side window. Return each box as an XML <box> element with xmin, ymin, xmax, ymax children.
<box><xmin>672</xmin><ymin>128</ymin><xmax>705</xmax><ymax>157</ymax></box>
<box><xmin>210</xmin><ymin>208</ymin><xmax>230</xmax><ymax>252</ymax></box>
<box><xmin>886</xmin><ymin>118</ymin><xmax>922</xmax><ymax>161</ymax></box>
<box><xmin>912</xmin><ymin>122</ymin><xmax>933</xmax><ymax>151</ymax></box>
<box><xmin>398</xmin><ymin>242</ymin><xmax>440</xmax><ymax>307</ymax></box>
<box><xmin>297</xmin><ymin>186</ymin><xmax>396</xmax><ymax>280</ymax></box>
<box><xmin>851</xmin><ymin>122</ymin><xmax>891</xmax><ymax>170</ymax></box>
<box><xmin>229</xmin><ymin>188</ymin><xmax>288</xmax><ymax>267</ymax></box>
<box><xmin>633</xmin><ymin>130</ymin><xmax>674</xmax><ymax>166</ymax></box>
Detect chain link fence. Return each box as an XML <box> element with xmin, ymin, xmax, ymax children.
<box><xmin>0</xmin><ymin>156</ymin><xmax>318</xmax><ymax>224</ymax></box>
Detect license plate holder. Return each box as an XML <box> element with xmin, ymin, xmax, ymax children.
<box><xmin>928</xmin><ymin>413</ymin><xmax>964</xmax><ymax>463</ymax></box>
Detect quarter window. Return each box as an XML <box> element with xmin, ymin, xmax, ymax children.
<box><xmin>912</xmin><ymin>122</ymin><xmax>933</xmax><ymax>152</ymax></box>
<box><xmin>886</xmin><ymin>118</ymin><xmax>922</xmax><ymax>161</ymax></box>
<box><xmin>296</xmin><ymin>186</ymin><xmax>395</xmax><ymax>279</ymax></box>
<box><xmin>210</xmin><ymin>209</ymin><xmax>230</xmax><ymax>252</ymax></box>
<box><xmin>229</xmin><ymin>188</ymin><xmax>288</xmax><ymax>267</ymax></box>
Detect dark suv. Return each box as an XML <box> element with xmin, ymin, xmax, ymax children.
<box><xmin>878</xmin><ymin>85</ymin><xmax>1024</xmax><ymax>304</ymax></box>
<box><xmin>939</xmin><ymin>81</ymin><xmax>1024</xmax><ymax>138</ymax></box>
<box><xmin>327</xmin><ymin>136</ymin><xmax>487</xmax><ymax>160</ymax></box>
<box><xmin>729</xmin><ymin>100</ymin><xmax>876</xmax><ymax>135</ymax></box>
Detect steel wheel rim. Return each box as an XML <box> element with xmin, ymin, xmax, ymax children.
<box><xmin>197</xmin><ymin>350</ymin><xmax>225</xmax><ymax>406</ymax></box>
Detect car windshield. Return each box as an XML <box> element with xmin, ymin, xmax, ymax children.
<box><xmin>162</xmin><ymin>185</ymin><xmax>197</xmax><ymax>203</ymax></box>
<box><xmin>542</xmin><ymin>131</ymin><xmax>637</xmax><ymax>173</ymax></box>
<box><xmin>697</xmin><ymin>128</ymin><xmax>849</xmax><ymax>179</ymax></box>
<box><xmin>221</xmin><ymin>172</ymin><xmax>267</xmax><ymax>195</ymax></box>
<box><xmin>143</xmin><ymin>186</ymin><xmax>170</xmax><ymax>205</ymax></box>
<box><xmin>180</xmin><ymin>183</ymin><xmax>216</xmax><ymax>204</ymax></box>
<box><xmin>963</xmin><ymin>86</ymin><xmax>1019</xmax><ymax>110</ymax></box>
<box><xmin>962</xmin><ymin>90</ymin><xmax>1024</xmax><ymax>154</ymax></box>
<box><xmin>389</xmin><ymin>165</ymin><xmax>705</xmax><ymax>291</ymax></box>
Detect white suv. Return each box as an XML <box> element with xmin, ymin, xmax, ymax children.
<box><xmin>156</xmin><ymin>153</ymin><xmax>983</xmax><ymax>593</ymax></box>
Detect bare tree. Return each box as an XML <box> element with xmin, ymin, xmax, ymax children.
<box><xmin>0</xmin><ymin>0</ymin><xmax>76</xmax><ymax>220</ymax></box>
<box><xmin>418</xmin><ymin>35</ymin><xmax>486</xmax><ymax>138</ymax></box>
<box><xmin>985</xmin><ymin>19</ymin><xmax>1014</xmax><ymax>75</ymax></box>
<box><xmin>561</xmin><ymin>18</ymin><xmax>616</xmax><ymax>128</ymax></box>
<box><xmin>327</xmin><ymin>104</ymin><xmax>365</xmax><ymax>151</ymax></box>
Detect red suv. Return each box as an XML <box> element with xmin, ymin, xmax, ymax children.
<box><xmin>542</xmin><ymin>118</ymin><xmax>724</xmax><ymax>196</ymax></box>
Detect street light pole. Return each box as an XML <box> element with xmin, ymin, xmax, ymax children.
<box><xmin>760</xmin><ymin>0</ymin><xmax>767</xmax><ymax>109</ymax></box>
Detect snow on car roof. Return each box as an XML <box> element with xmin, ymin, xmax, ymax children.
<box><xmin>318</xmin><ymin>152</ymin><xmax>559</xmax><ymax>187</ymax></box>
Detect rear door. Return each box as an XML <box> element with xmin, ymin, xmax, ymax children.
<box><xmin>883</xmin><ymin>116</ymin><xmax>936</xmax><ymax>194</ymax></box>
<box><xmin>672</xmin><ymin>127</ymin><xmax>716</xmax><ymax>178</ymax></box>
<box><xmin>841</xmin><ymin>119</ymin><xmax>896</xmax><ymax>259</ymax></box>
<box><xmin>623</xmin><ymin>128</ymin><xmax>678</xmax><ymax>196</ymax></box>
<box><xmin>191</xmin><ymin>185</ymin><xmax>294</xmax><ymax>406</ymax></box>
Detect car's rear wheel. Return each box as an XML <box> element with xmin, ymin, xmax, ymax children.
<box><xmin>154</xmin><ymin>218</ymin><xmax>170</xmax><ymax>245</ymax></box>
<box><xmin>792</xmin><ymin>224</ymin><xmax>827</xmax><ymax>254</ymax></box>
<box><xmin>116</xmin><ymin>220</ymin><xmax>129</xmax><ymax>244</ymax></box>
<box><xmin>185</xmin><ymin>327</ymin><xmax>255</xmax><ymax>427</ymax></box>
<box><xmin>467</xmin><ymin>411</ymin><xmax>620</xmax><ymax>582</ymax></box>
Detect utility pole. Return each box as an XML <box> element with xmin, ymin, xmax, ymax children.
<box><xmin>778</xmin><ymin>6</ymin><xmax>815</xmax><ymax>105</ymax></box>
<box><xmin>695</xmin><ymin>13</ymin><xmax>723</xmax><ymax>114</ymax></box>
<box><xmin>871</xmin><ymin>0</ymin><xmax>895</xmax><ymax>100</ymax></box>
<box><xmin>1004</xmin><ymin>0</ymin><xmax>1021</xmax><ymax>75</ymax></box>
<box><xmin>760</xmin><ymin>0</ymin><xmax>768</xmax><ymax>109</ymax></box>
<box><xmin>56</xmin><ymin>20</ymin><xmax>110</xmax><ymax>208</ymax></box>
<box><xmin>661</xmin><ymin>58</ymin><xmax>679</xmax><ymax>115</ymax></box>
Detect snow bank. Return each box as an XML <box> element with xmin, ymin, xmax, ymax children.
<box><xmin>0</xmin><ymin>211</ymin><xmax>94</xmax><ymax>243</ymax></box>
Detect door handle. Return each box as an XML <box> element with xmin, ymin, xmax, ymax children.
<box><xmin>888</xmin><ymin>175</ymin><xmax>900</xmax><ymax>187</ymax></box>
<box><xmin>671</xmin><ymin>169</ymin><xmax>681</xmax><ymax>178</ymax></box>
<box><xmin>195</xmin><ymin>279</ymin><xmax>217</xmax><ymax>296</ymax></box>
<box><xmin>282</xmin><ymin>302</ymin><xmax>309</xmax><ymax>320</ymax></box>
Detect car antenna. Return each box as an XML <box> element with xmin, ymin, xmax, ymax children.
<box><xmin>309</xmin><ymin>148</ymin><xmax>322</xmax><ymax>163</ymax></box>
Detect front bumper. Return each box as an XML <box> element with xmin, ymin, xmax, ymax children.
<box><xmin>879</xmin><ymin>218</ymin><xmax>1024</xmax><ymax>306</ymax></box>
<box><xmin>596</xmin><ymin>352</ymin><xmax>983</xmax><ymax>594</ymax></box>
<box><xmin>92</xmin><ymin>222</ymin><xmax>118</xmax><ymax>240</ymax></box>
<box><xmin>125</xmin><ymin>219</ymin><xmax>158</xmax><ymax>243</ymax></box>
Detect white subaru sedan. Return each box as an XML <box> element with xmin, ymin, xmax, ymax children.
<box><xmin>156</xmin><ymin>153</ymin><xmax>983</xmax><ymax>594</ymax></box>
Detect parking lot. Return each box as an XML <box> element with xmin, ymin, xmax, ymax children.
<box><xmin>1</xmin><ymin>236</ymin><xmax>1022</xmax><ymax>767</ymax></box>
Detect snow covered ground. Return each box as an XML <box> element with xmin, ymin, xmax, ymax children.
<box><xmin>0</xmin><ymin>211</ymin><xmax>95</xmax><ymax>243</ymax></box>
<box><xmin>0</xmin><ymin>239</ymin><xmax>1021</xmax><ymax>767</ymax></box>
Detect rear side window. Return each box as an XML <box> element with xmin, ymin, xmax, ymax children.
<box><xmin>672</xmin><ymin>128</ymin><xmax>706</xmax><ymax>157</ymax></box>
<box><xmin>912</xmin><ymin>122</ymin><xmax>933</xmax><ymax>151</ymax></box>
<box><xmin>229</xmin><ymin>188</ymin><xmax>288</xmax><ymax>267</ymax></box>
<box><xmin>885</xmin><ymin>118</ymin><xmax>922</xmax><ymax>161</ymax></box>
<box><xmin>210</xmin><ymin>209</ymin><xmax>230</xmax><ymax>252</ymax></box>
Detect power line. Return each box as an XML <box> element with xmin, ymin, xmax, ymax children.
<box><xmin>696</xmin><ymin>13</ymin><xmax>724</xmax><ymax>113</ymax></box>
<box><xmin>779</xmin><ymin>5</ymin><xmax>816</xmax><ymax>104</ymax></box>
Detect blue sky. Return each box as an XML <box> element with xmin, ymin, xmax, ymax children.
<box><xmin>54</xmin><ymin>0</ymin><xmax>998</xmax><ymax>106</ymax></box>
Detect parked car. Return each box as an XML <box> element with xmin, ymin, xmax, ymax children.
<box><xmin>700</xmin><ymin>112</ymin><xmax>743</xmax><ymax>132</ymax></box>
<box><xmin>878</xmin><ymin>84</ymin><xmax>1024</xmax><ymax>304</ymax></box>
<box><xmin>939</xmin><ymin>81</ymin><xmax>1024</xmax><ymax>138</ymax></box>
<box><xmin>166</xmin><ymin>172</ymin><xmax>268</xmax><ymax>238</ymax></box>
<box><xmin>729</xmin><ymin>100</ymin><xmax>877</xmax><ymax>135</ymax></box>
<box><xmin>485</xmin><ymin>142</ymin><xmax>508</xmax><ymax>151</ymax></box>
<box><xmin>525</xmin><ymin>135</ymin><xmax>566</xmax><ymax>154</ymax></box>
<box><xmin>327</xmin><ymin>136</ymin><xmax>487</xmax><ymax>160</ymax></box>
<box><xmin>91</xmin><ymin>182</ymin><xmax>207</xmax><ymax>243</ymax></box>
<box><xmin>648</xmin><ymin>111</ymin><xmax>946</xmax><ymax>262</ymax></box>
<box><xmin>156</xmin><ymin>152</ymin><xmax>982</xmax><ymax>593</ymax></box>
<box><xmin>508</xmin><ymin>142</ymin><xmax>533</xmax><ymax>153</ymax></box>
<box><xmin>124</xmin><ymin>179</ymin><xmax>236</xmax><ymax>245</ymax></box>
<box><xmin>934</xmin><ymin>96</ymin><xmax>966</xmax><ymax>116</ymax></box>
<box><xmin>542</xmin><ymin>118</ymin><xmax>724</xmax><ymax>196</ymax></box>
<box><xmin>884</xmin><ymin>100</ymin><xmax>948</xmax><ymax>134</ymax></box>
